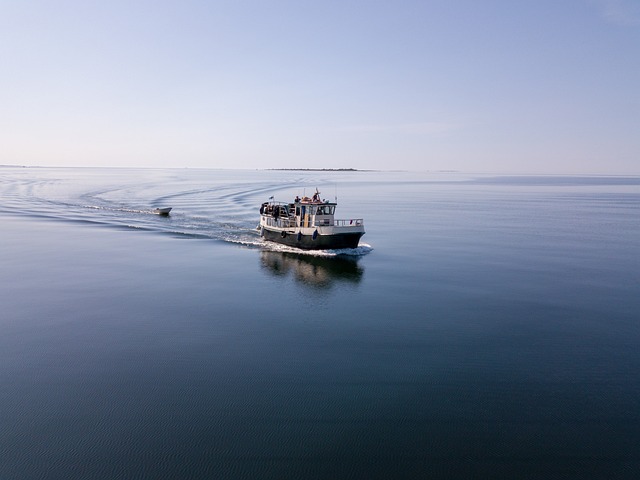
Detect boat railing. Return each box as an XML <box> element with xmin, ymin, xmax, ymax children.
<box><xmin>263</xmin><ymin>217</ymin><xmax>296</xmax><ymax>228</ymax></box>
<box><xmin>310</xmin><ymin>218</ymin><xmax>364</xmax><ymax>227</ymax></box>
<box><xmin>333</xmin><ymin>218</ymin><xmax>364</xmax><ymax>227</ymax></box>
<box><xmin>263</xmin><ymin>216</ymin><xmax>363</xmax><ymax>229</ymax></box>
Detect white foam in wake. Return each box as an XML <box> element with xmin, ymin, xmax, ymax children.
<box><xmin>260</xmin><ymin>241</ymin><xmax>373</xmax><ymax>257</ymax></box>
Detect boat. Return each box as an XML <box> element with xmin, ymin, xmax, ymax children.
<box><xmin>154</xmin><ymin>207</ymin><xmax>172</xmax><ymax>215</ymax></box>
<box><xmin>258</xmin><ymin>189</ymin><xmax>364</xmax><ymax>250</ymax></box>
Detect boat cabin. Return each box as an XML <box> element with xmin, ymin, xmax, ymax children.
<box><xmin>260</xmin><ymin>198</ymin><xmax>338</xmax><ymax>229</ymax></box>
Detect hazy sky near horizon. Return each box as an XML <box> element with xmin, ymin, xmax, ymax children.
<box><xmin>1</xmin><ymin>0</ymin><xmax>638</xmax><ymax>173</ymax></box>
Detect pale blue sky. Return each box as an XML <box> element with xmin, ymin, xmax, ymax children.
<box><xmin>1</xmin><ymin>0</ymin><xmax>638</xmax><ymax>173</ymax></box>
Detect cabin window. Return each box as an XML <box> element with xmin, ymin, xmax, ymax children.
<box><xmin>316</xmin><ymin>205</ymin><xmax>333</xmax><ymax>215</ymax></box>
<box><xmin>315</xmin><ymin>205</ymin><xmax>334</xmax><ymax>215</ymax></box>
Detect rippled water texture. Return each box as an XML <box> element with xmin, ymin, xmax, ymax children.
<box><xmin>1</xmin><ymin>167</ymin><xmax>639</xmax><ymax>479</ymax></box>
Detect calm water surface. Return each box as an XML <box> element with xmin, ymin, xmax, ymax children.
<box><xmin>1</xmin><ymin>167</ymin><xmax>639</xmax><ymax>479</ymax></box>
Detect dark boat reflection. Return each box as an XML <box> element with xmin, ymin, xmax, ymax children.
<box><xmin>259</xmin><ymin>251</ymin><xmax>364</xmax><ymax>289</ymax></box>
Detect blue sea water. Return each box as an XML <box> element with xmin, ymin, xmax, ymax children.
<box><xmin>1</xmin><ymin>167</ymin><xmax>639</xmax><ymax>479</ymax></box>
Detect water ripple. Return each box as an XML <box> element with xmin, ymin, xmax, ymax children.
<box><xmin>0</xmin><ymin>168</ymin><xmax>370</xmax><ymax>252</ymax></box>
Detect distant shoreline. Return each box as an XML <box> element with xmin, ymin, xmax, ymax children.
<box><xmin>266</xmin><ymin>168</ymin><xmax>373</xmax><ymax>172</ymax></box>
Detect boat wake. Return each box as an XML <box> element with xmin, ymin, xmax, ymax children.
<box><xmin>84</xmin><ymin>205</ymin><xmax>170</xmax><ymax>216</ymax></box>
<box><xmin>0</xmin><ymin>167</ymin><xmax>374</xmax><ymax>257</ymax></box>
<box><xmin>259</xmin><ymin>240</ymin><xmax>373</xmax><ymax>258</ymax></box>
